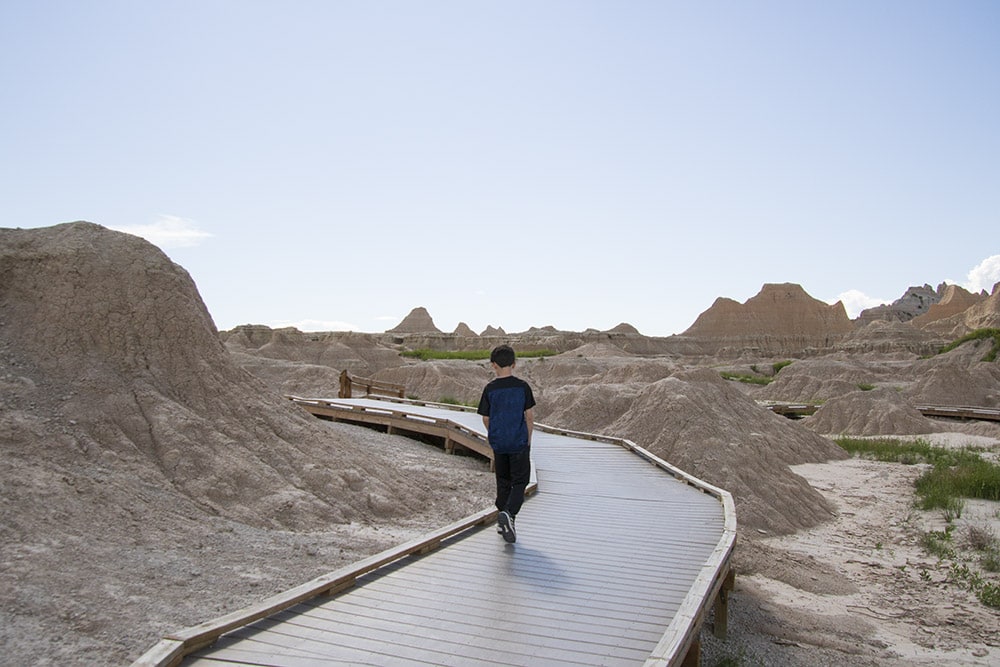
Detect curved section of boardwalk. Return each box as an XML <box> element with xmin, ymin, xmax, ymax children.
<box><xmin>135</xmin><ymin>398</ymin><xmax>735</xmax><ymax>667</ymax></box>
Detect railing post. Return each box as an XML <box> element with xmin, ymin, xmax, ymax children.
<box><xmin>339</xmin><ymin>370</ymin><xmax>351</xmax><ymax>398</ymax></box>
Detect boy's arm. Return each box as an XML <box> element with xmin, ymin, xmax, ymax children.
<box><xmin>482</xmin><ymin>415</ymin><xmax>489</xmax><ymax>431</ymax></box>
<box><xmin>525</xmin><ymin>407</ymin><xmax>534</xmax><ymax>444</ymax></box>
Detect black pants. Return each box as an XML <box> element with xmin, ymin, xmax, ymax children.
<box><xmin>494</xmin><ymin>446</ymin><xmax>531</xmax><ymax>517</ymax></box>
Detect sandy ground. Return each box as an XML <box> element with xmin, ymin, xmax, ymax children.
<box><xmin>702</xmin><ymin>433</ymin><xmax>1000</xmax><ymax>666</ymax></box>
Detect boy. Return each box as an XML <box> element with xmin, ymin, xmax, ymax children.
<box><xmin>477</xmin><ymin>344</ymin><xmax>535</xmax><ymax>543</ymax></box>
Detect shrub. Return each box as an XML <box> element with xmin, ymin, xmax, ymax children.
<box><xmin>966</xmin><ymin>524</ymin><xmax>999</xmax><ymax>552</ymax></box>
<box><xmin>937</xmin><ymin>328</ymin><xmax>1000</xmax><ymax>362</ymax></box>
<box><xmin>772</xmin><ymin>360</ymin><xmax>793</xmax><ymax>374</ymax></box>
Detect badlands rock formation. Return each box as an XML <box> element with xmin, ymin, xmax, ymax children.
<box><xmin>679</xmin><ymin>283</ymin><xmax>855</xmax><ymax>356</ymax></box>
<box><xmin>386</xmin><ymin>306</ymin><xmax>441</xmax><ymax>333</ymax></box>
<box><xmin>857</xmin><ymin>283</ymin><xmax>943</xmax><ymax>324</ymax></box>
<box><xmin>912</xmin><ymin>284</ymin><xmax>986</xmax><ymax>326</ymax></box>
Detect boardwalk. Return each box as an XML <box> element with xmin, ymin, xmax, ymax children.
<box><xmin>134</xmin><ymin>398</ymin><xmax>735</xmax><ymax>667</ymax></box>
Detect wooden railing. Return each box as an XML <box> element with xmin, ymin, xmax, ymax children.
<box><xmin>534</xmin><ymin>423</ymin><xmax>737</xmax><ymax>666</ymax></box>
<box><xmin>338</xmin><ymin>370</ymin><xmax>405</xmax><ymax>399</ymax></box>
<box><xmin>916</xmin><ymin>404</ymin><xmax>1000</xmax><ymax>422</ymax></box>
<box><xmin>288</xmin><ymin>395</ymin><xmax>495</xmax><ymax>463</ymax></box>
<box><xmin>763</xmin><ymin>401</ymin><xmax>1000</xmax><ymax>423</ymax></box>
<box><xmin>131</xmin><ymin>507</ymin><xmax>505</xmax><ymax>667</ymax></box>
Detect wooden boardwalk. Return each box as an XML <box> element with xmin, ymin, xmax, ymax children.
<box><xmin>134</xmin><ymin>398</ymin><xmax>735</xmax><ymax>667</ymax></box>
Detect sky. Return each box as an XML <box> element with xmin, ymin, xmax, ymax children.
<box><xmin>2</xmin><ymin>1</ymin><xmax>998</xmax><ymax>337</ymax></box>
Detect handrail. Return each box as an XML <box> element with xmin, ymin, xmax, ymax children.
<box><xmin>339</xmin><ymin>369</ymin><xmax>405</xmax><ymax>398</ymax></box>
<box><xmin>286</xmin><ymin>395</ymin><xmax>494</xmax><ymax>462</ymax></box>
<box><xmin>528</xmin><ymin>423</ymin><xmax>737</xmax><ymax>666</ymax></box>
<box><xmin>761</xmin><ymin>401</ymin><xmax>1000</xmax><ymax>423</ymax></box>
<box><xmin>915</xmin><ymin>404</ymin><xmax>1000</xmax><ymax>421</ymax></box>
<box><xmin>131</xmin><ymin>507</ymin><xmax>502</xmax><ymax>667</ymax></box>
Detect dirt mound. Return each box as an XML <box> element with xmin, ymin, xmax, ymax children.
<box><xmin>374</xmin><ymin>359</ymin><xmax>492</xmax><ymax>405</ymax></box>
<box><xmin>904</xmin><ymin>359</ymin><xmax>1000</xmax><ymax>408</ymax></box>
<box><xmin>836</xmin><ymin>320</ymin><xmax>944</xmax><ymax>357</ymax></box>
<box><xmin>753</xmin><ymin>358</ymin><xmax>886</xmax><ymax>404</ymax></box>
<box><xmin>542</xmin><ymin>368</ymin><xmax>848</xmax><ymax>535</ymax></box>
<box><xmin>0</xmin><ymin>223</ymin><xmax>492</xmax><ymax>665</ymax></box>
<box><xmin>606</xmin><ymin>322</ymin><xmax>640</xmax><ymax>334</ymax></box>
<box><xmin>804</xmin><ymin>388</ymin><xmax>939</xmax><ymax>436</ymax></box>
<box><xmin>228</xmin><ymin>351</ymin><xmax>345</xmax><ymax>398</ymax></box>
<box><xmin>558</xmin><ymin>342</ymin><xmax>635</xmax><ymax>358</ymax></box>
<box><xmin>223</xmin><ymin>326</ymin><xmax>404</xmax><ymax>377</ymax></box>
<box><xmin>0</xmin><ymin>223</ymin><xmax>449</xmax><ymax>530</ymax></box>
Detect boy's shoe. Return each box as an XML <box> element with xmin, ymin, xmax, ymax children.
<box><xmin>498</xmin><ymin>511</ymin><xmax>516</xmax><ymax>543</ymax></box>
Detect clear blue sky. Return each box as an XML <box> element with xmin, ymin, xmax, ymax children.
<box><xmin>2</xmin><ymin>1</ymin><xmax>998</xmax><ymax>336</ymax></box>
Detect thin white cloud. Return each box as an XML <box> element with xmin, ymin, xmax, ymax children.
<box><xmin>110</xmin><ymin>215</ymin><xmax>213</xmax><ymax>249</ymax></box>
<box><xmin>963</xmin><ymin>254</ymin><xmax>1000</xmax><ymax>293</ymax></box>
<box><xmin>830</xmin><ymin>289</ymin><xmax>889</xmax><ymax>319</ymax></box>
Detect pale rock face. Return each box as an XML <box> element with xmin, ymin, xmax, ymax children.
<box><xmin>857</xmin><ymin>283</ymin><xmax>942</xmax><ymax>325</ymax></box>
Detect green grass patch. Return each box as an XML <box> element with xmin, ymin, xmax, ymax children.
<box><xmin>916</xmin><ymin>458</ymin><xmax>1000</xmax><ymax>505</ymax></box>
<box><xmin>937</xmin><ymin>327</ymin><xmax>1000</xmax><ymax>362</ymax></box>
<box><xmin>720</xmin><ymin>360</ymin><xmax>792</xmax><ymax>385</ymax></box>
<box><xmin>835</xmin><ymin>437</ymin><xmax>983</xmax><ymax>466</ymax></box>
<box><xmin>835</xmin><ymin>437</ymin><xmax>1000</xmax><ymax>514</ymax></box>
<box><xmin>437</xmin><ymin>396</ymin><xmax>477</xmax><ymax>408</ymax></box>
<box><xmin>720</xmin><ymin>371</ymin><xmax>772</xmax><ymax>386</ymax></box>
<box><xmin>401</xmin><ymin>348</ymin><xmax>557</xmax><ymax>361</ymax></box>
<box><xmin>772</xmin><ymin>360</ymin><xmax>794</xmax><ymax>374</ymax></box>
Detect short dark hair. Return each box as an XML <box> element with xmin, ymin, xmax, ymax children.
<box><xmin>490</xmin><ymin>344</ymin><xmax>516</xmax><ymax>368</ymax></box>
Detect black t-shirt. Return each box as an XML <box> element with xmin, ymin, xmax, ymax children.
<box><xmin>477</xmin><ymin>375</ymin><xmax>535</xmax><ymax>453</ymax></box>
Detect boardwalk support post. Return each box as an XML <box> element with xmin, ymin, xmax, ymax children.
<box><xmin>681</xmin><ymin>638</ymin><xmax>700</xmax><ymax>667</ymax></box>
<box><xmin>713</xmin><ymin>567</ymin><xmax>736</xmax><ymax>640</ymax></box>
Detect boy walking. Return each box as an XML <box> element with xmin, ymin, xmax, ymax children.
<box><xmin>477</xmin><ymin>345</ymin><xmax>535</xmax><ymax>544</ymax></box>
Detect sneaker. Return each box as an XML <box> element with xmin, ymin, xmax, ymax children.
<box><xmin>498</xmin><ymin>511</ymin><xmax>516</xmax><ymax>543</ymax></box>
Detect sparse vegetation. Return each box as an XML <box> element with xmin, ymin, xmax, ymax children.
<box><xmin>772</xmin><ymin>360</ymin><xmax>793</xmax><ymax>374</ymax></box>
<box><xmin>437</xmin><ymin>396</ymin><xmax>476</xmax><ymax>408</ymax></box>
<box><xmin>921</xmin><ymin>527</ymin><xmax>956</xmax><ymax>559</ymax></box>
<box><xmin>936</xmin><ymin>327</ymin><xmax>1000</xmax><ymax>362</ymax></box>
<box><xmin>857</xmin><ymin>383</ymin><xmax>876</xmax><ymax>391</ymax></box>
<box><xmin>721</xmin><ymin>360</ymin><xmax>793</xmax><ymax>386</ymax></box>
<box><xmin>849</xmin><ymin>439</ymin><xmax>1000</xmax><ymax>610</ymax></box>
<box><xmin>719</xmin><ymin>371</ymin><xmax>772</xmax><ymax>385</ymax></box>
<box><xmin>835</xmin><ymin>437</ymin><xmax>1000</xmax><ymax>516</ymax></box>
<box><xmin>401</xmin><ymin>348</ymin><xmax>557</xmax><ymax>361</ymax></box>
<box><xmin>965</xmin><ymin>524</ymin><xmax>998</xmax><ymax>552</ymax></box>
